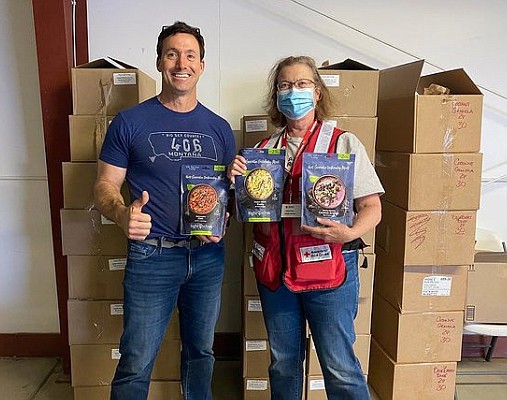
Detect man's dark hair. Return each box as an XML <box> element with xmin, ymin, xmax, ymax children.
<box><xmin>157</xmin><ymin>21</ymin><xmax>205</xmax><ymax>62</ymax></box>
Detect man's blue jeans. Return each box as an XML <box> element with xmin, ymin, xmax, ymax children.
<box><xmin>257</xmin><ymin>250</ymin><xmax>370</xmax><ymax>400</ymax></box>
<box><xmin>110</xmin><ymin>240</ymin><xmax>225</xmax><ymax>400</ymax></box>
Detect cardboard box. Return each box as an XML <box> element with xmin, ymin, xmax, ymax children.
<box><xmin>69</xmin><ymin>115</ymin><xmax>113</xmax><ymax>161</ymax></box>
<box><xmin>374</xmin><ymin>247</ymin><xmax>468</xmax><ymax>313</ymax></box>
<box><xmin>362</xmin><ymin>228</ymin><xmax>375</xmax><ymax>254</ymax></box>
<box><xmin>63</xmin><ymin>162</ymin><xmax>130</xmax><ymax>209</ymax></box>
<box><xmin>67</xmin><ymin>300</ymin><xmax>180</xmax><ymax>344</ymax></box>
<box><xmin>305</xmin><ymin>376</ymin><xmax>327</xmax><ymax>400</ymax></box>
<box><xmin>371</xmin><ymin>294</ymin><xmax>463</xmax><ymax>363</ymax></box>
<box><xmin>375</xmin><ymin>151</ymin><xmax>482</xmax><ymax>211</ymax></box>
<box><xmin>73</xmin><ymin>381</ymin><xmax>182</xmax><ymax>400</ymax></box>
<box><xmin>355</xmin><ymin>295</ymin><xmax>373</xmax><ymax>335</ymax></box>
<box><xmin>244</xmin><ymin>378</ymin><xmax>270</xmax><ymax>400</ymax></box>
<box><xmin>330</xmin><ymin>116</ymin><xmax>377</xmax><ymax>162</ymax></box>
<box><xmin>368</xmin><ymin>339</ymin><xmax>457</xmax><ymax>400</ymax></box>
<box><xmin>465</xmin><ymin>252</ymin><xmax>507</xmax><ymax>323</ymax></box>
<box><xmin>243</xmin><ymin>223</ymin><xmax>254</xmax><ymax>253</ymax></box>
<box><xmin>63</xmin><ymin>162</ymin><xmax>97</xmax><ymax>209</ymax></box>
<box><xmin>67</xmin><ymin>255</ymin><xmax>125</xmax><ymax>300</ymax></box>
<box><xmin>243</xmin><ymin>296</ymin><xmax>268</xmax><ymax>339</ymax></box>
<box><xmin>243</xmin><ymin>252</ymin><xmax>258</xmax><ymax>296</ymax></box>
<box><xmin>377</xmin><ymin>60</ymin><xmax>483</xmax><ymax>153</ymax></box>
<box><xmin>243</xmin><ymin>339</ymin><xmax>270</xmax><ymax>378</ymax></box>
<box><xmin>61</xmin><ymin>209</ymin><xmax>127</xmax><ymax>255</ymax></box>
<box><xmin>307</xmin><ymin>334</ymin><xmax>370</xmax><ymax>375</ymax></box>
<box><xmin>241</xmin><ymin>115</ymin><xmax>275</xmax><ymax>148</ymax></box>
<box><xmin>318</xmin><ymin>59</ymin><xmax>379</xmax><ymax>117</ymax></box>
<box><xmin>70</xmin><ymin>340</ymin><xmax>181</xmax><ymax>386</ymax></box>
<box><xmin>376</xmin><ymin>201</ymin><xmax>476</xmax><ymax>266</ymax></box>
<box><xmin>68</xmin><ymin>300</ymin><xmax>123</xmax><ymax>344</ymax></box>
<box><xmin>71</xmin><ymin>57</ymin><xmax>156</xmax><ymax>116</ymax></box>
<box><xmin>358</xmin><ymin>254</ymin><xmax>375</xmax><ymax>300</ymax></box>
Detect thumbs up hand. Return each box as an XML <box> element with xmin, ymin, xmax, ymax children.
<box><xmin>121</xmin><ymin>190</ymin><xmax>152</xmax><ymax>240</ymax></box>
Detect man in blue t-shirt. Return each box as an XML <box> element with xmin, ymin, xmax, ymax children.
<box><xmin>94</xmin><ymin>21</ymin><xmax>235</xmax><ymax>400</ymax></box>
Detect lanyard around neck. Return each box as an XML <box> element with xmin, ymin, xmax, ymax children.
<box><xmin>282</xmin><ymin>120</ymin><xmax>319</xmax><ymax>174</ymax></box>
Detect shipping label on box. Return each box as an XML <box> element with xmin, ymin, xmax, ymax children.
<box><xmin>244</xmin><ymin>379</ymin><xmax>270</xmax><ymax>400</ymax></box>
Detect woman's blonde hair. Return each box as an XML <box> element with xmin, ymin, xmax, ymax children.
<box><xmin>265</xmin><ymin>55</ymin><xmax>334</xmax><ymax>128</ymax></box>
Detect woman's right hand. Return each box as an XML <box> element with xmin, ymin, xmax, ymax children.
<box><xmin>227</xmin><ymin>154</ymin><xmax>247</xmax><ymax>184</ymax></box>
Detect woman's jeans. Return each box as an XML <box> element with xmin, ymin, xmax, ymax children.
<box><xmin>257</xmin><ymin>250</ymin><xmax>370</xmax><ymax>400</ymax></box>
<box><xmin>110</xmin><ymin>240</ymin><xmax>225</xmax><ymax>400</ymax></box>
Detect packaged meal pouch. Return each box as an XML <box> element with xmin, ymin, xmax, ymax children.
<box><xmin>235</xmin><ymin>148</ymin><xmax>285</xmax><ymax>222</ymax></box>
<box><xmin>301</xmin><ymin>153</ymin><xmax>355</xmax><ymax>227</ymax></box>
<box><xmin>181</xmin><ymin>164</ymin><xmax>229</xmax><ymax>236</ymax></box>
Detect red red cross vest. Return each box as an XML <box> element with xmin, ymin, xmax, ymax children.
<box><xmin>251</xmin><ymin>120</ymin><xmax>347</xmax><ymax>292</ymax></box>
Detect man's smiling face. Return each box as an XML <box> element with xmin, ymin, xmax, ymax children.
<box><xmin>157</xmin><ymin>32</ymin><xmax>204</xmax><ymax>96</ymax></box>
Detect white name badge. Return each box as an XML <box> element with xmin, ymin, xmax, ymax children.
<box><xmin>282</xmin><ymin>203</ymin><xmax>301</xmax><ymax>218</ymax></box>
<box><xmin>300</xmin><ymin>244</ymin><xmax>332</xmax><ymax>263</ymax></box>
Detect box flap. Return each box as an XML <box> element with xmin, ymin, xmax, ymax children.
<box><xmin>418</xmin><ymin>68</ymin><xmax>482</xmax><ymax>95</ymax></box>
<box><xmin>76</xmin><ymin>56</ymin><xmax>136</xmax><ymax>69</ymax></box>
<box><xmin>379</xmin><ymin>60</ymin><xmax>424</xmax><ymax>100</ymax></box>
<box><xmin>319</xmin><ymin>58</ymin><xmax>377</xmax><ymax>71</ymax></box>
<box><xmin>474</xmin><ymin>251</ymin><xmax>507</xmax><ymax>263</ymax></box>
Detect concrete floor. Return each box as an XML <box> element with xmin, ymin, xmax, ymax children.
<box><xmin>0</xmin><ymin>357</ymin><xmax>505</xmax><ymax>399</ymax></box>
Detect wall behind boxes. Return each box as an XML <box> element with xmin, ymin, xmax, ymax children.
<box><xmin>1</xmin><ymin>0</ymin><xmax>506</xmax><ymax>339</ymax></box>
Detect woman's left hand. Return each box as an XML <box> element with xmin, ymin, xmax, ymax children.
<box><xmin>301</xmin><ymin>217</ymin><xmax>356</xmax><ymax>243</ymax></box>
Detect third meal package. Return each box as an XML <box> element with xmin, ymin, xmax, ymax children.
<box><xmin>235</xmin><ymin>148</ymin><xmax>285</xmax><ymax>222</ymax></box>
<box><xmin>301</xmin><ymin>152</ymin><xmax>355</xmax><ymax>227</ymax></box>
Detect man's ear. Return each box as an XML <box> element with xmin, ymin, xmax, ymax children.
<box><xmin>156</xmin><ymin>57</ymin><xmax>161</xmax><ymax>72</ymax></box>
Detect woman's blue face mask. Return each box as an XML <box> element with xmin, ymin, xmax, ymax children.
<box><xmin>277</xmin><ymin>88</ymin><xmax>315</xmax><ymax>120</ymax></box>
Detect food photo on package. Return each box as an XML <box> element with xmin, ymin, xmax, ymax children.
<box><xmin>301</xmin><ymin>153</ymin><xmax>355</xmax><ymax>227</ymax></box>
<box><xmin>180</xmin><ymin>164</ymin><xmax>229</xmax><ymax>236</ymax></box>
<box><xmin>235</xmin><ymin>148</ymin><xmax>285</xmax><ymax>222</ymax></box>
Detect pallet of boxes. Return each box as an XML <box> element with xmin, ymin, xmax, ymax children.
<box><xmin>369</xmin><ymin>60</ymin><xmax>483</xmax><ymax>400</ymax></box>
<box><xmin>61</xmin><ymin>57</ymin><xmax>183</xmax><ymax>400</ymax></box>
<box><xmin>240</xmin><ymin>58</ymin><xmax>380</xmax><ymax>399</ymax></box>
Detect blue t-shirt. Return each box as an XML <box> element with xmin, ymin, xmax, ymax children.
<box><xmin>99</xmin><ymin>97</ymin><xmax>236</xmax><ymax>240</ymax></box>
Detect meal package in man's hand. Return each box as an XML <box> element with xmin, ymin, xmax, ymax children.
<box><xmin>301</xmin><ymin>153</ymin><xmax>355</xmax><ymax>227</ymax></box>
<box><xmin>235</xmin><ymin>148</ymin><xmax>285</xmax><ymax>222</ymax></box>
<box><xmin>181</xmin><ymin>164</ymin><xmax>229</xmax><ymax>236</ymax></box>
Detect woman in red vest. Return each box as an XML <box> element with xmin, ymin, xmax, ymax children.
<box><xmin>228</xmin><ymin>56</ymin><xmax>383</xmax><ymax>400</ymax></box>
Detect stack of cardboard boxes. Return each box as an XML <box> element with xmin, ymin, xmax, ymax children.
<box><xmin>61</xmin><ymin>58</ymin><xmax>183</xmax><ymax>399</ymax></box>
<box><xmin>303</xmin><ymin>59</ymin><xmax>380</xmax><ymax>399</ymax></box>
<box><xmin>369</xmin><ymin>60</ymin><xmax>483</xmax><ymax>399</ymax></box>
<box><xmin>240</xmin><ymin>116</ymin><xmax>272</xmax><ymax>398</ymax></box>
<box><xmin>240</xmin><ymin>59</ymin><xmax>381</xmax><ymax>399</ymax></box>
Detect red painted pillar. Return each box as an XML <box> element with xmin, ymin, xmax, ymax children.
<box><xmin>32</xmin><ymin>0</ymin><xmax>88</xmax><ymax>374</ymax></box>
